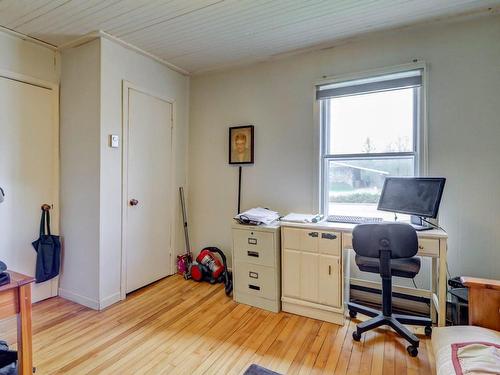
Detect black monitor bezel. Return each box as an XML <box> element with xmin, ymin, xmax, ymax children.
<box><xmin>377</xmin><ymin>177</ymin><xmax>446</xmax><ymax>218</ymax></box>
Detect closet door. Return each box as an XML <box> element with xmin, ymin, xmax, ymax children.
<box><xmin>0</xmin><ymin>76</ymin><xmax>58</xmax><ymax>302</ymax></box>
<box><xmin>124</xmin><ymin>87</ymin><xmax>173</xmax><ymax>293</ymax></box>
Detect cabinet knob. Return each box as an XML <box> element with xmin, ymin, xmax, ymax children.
<box><xmin>308</xmin><ymin>232</ymin><xmax>319</xmax><ymax>238</ymax></box>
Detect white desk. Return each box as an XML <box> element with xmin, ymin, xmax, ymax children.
<box><xmin>281</xmin><ymin>221</ymin><xmax>448</xmax><ymax>327</ymax></box>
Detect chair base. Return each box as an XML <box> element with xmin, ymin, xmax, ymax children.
<box><xmin>347</xmin><ymin>302</ymin><xmax>432</xmax><ymax>357</ymax></box>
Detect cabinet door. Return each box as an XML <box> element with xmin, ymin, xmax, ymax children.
<box><xmin>283</xmin><ymin>249</ymin><xmax>301</xmax><ymax>298</ymax></box>
<box><xmin>318</xmin><ymin>255</ymin><xmax>341</xmax><ymax>307</ymax></box>
<box><xmin>300</xmin><ymin>252</ymin><xmax>319</xmax><ymax>302</ymax></box>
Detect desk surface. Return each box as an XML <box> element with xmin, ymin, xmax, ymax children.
<box><xmin>280</xmin><ymin>220</ymin><xmax>448</xmax><ymax>239</ymax></box>
<box><xmin>0</xmin><ymin>271</ymin><xmax>35</xmax><ymax>293</ymax></box>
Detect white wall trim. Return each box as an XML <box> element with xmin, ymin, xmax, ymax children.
<box><xmin>99</xmin><ymin>292</ymin><xmax>122</xmax><ymax>310</ymax></box>
<box><xmin>120</xmin><ymin>80</ymin><xmax>177</xmax><ymax>300</ymax></box>
<box><xmin>58</xmin><ymin>288</ymin><xmax>100</xmax><ymax>310</ymax></box>
<box><xmin>58</xmin><ymin>30</ymin><xmax>189</xmax><ymax>76</ymax></box>
<box><xmin>0</xmin><ymin>68</ymin><xmax>58</xmax><ymax>89</ymax></box>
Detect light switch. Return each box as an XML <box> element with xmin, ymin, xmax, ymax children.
<box><xmin>109</xmin><ymin>135</ymin><xmax>120</xmax><ymax>148</ymax></box>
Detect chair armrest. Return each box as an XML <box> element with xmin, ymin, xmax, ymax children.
<box><xmin>460</xmin><ymin>277</ymin><xmax>500</xmax><ymax>291</ymax></box>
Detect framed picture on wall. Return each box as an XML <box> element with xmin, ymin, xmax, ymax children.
<box><xmin>229</xmin><ymin>125</ymin><xmax>254</xmax><ymax>164</ymax></box>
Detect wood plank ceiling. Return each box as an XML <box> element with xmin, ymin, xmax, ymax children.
<box><xmin>0</xmin><ymin>0</ymin><xmax>498</xmax><ymax>74</ymax></box>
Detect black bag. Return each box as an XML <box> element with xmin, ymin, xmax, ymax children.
<box><xmin>0</xmin><ymin>261</ymin><xmax>9</xmax><ymax>287</ymax></box>
<box><xmin>0</xmin><ymin>340</ymin><xmax>17</xmax><ymax>375</ymax></box>
<box><xmin>32</xmin><ymin>209</ymin><xmax>61</xmax><ymax>283</ymax></box>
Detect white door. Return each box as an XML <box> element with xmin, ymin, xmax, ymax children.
<box><xmin>0</xmin><ymin>76</ymin><xmax>58</xmax><ymax>302</ymax></box>
<box><xmin>125</xmin><ymin>87</ymin><xmax>173</xmax><ymax>293</ymax></box>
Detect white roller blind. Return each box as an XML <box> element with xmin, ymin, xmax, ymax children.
<box><xmin>317</xmin><ymin>69</ymin><xmax>422</xmax><ymax>100</ymax></box>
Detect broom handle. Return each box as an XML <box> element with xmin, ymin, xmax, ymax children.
<box><xmin>179</xmin><ymin>187</ymin><xmax>191</xmax><ymax>257</ymax></box>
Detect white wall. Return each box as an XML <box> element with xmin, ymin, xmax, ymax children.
<box><xmin>59</xmin><ymin>37</ymin><xmax>189</xmax><ymax>309</ymax></box>
<box><xmin>189</xmin><ymin>15</ymin><xmax>500</xmax><ymax>284</ymax></box>
<box><xmin>0</xmin><ymin>30</ymin><xmax>58</xmax><ymax>83</ymax></box>
<box><xmin>99</xmin><ymin>38</ymin><xmax>190</xmax><ymax>306</ymax></box>
<box><xmin>59</xmin><ymin>39</ymin><xmax>101</xmax><ymax>308</ymax></box>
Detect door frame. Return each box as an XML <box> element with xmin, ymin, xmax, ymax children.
<box><xmin>120</xmin><ymin>80</ymin><xmax>176</xmax><ymax>300</ymax></box>
<box><xmin>0</xmin><ymin>68</ymin><xmax>60</xmax><ymax>301</ymax></box>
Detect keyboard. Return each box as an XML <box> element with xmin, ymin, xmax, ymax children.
<box><xmin>326</xmin><ymin>215</ymin><xmax>383</xmax><ymax>224</ymax></box>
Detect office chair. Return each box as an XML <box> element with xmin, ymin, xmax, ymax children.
<box><xmin>347</xmin><ymin>222</ymin><xmax>432</xmax><ymax>357</ymax></box>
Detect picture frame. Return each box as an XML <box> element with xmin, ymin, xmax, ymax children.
<box><xmin>229</xmin><ymin>125</ymin><xmax>254</xmax><ymax>164</ymax></box>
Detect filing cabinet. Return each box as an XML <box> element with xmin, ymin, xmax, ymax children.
<box><xmin>231</xmin><ymin>223</ymin><xmax>281</xmax><ymax>312</ymax></box>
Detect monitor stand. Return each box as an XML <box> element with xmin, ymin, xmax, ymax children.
<box><xmin>411</xmin><ymin>224</ymin><xmax>434</xmax><ymax>231</ymax></box>
<box><xmin>410</xmin><ymin>215</ymin><xmax>434</xmax><ymax>231</ymax></box>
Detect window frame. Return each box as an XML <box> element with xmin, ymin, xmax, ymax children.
<box><xmin>317</xmin><ymin>63</ymin><xmax>428</xmax><ymax>216</ymax></box>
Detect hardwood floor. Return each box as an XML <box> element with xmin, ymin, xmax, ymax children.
<box><xmin>0</xmin><ymin>275</ymin><xmax>435</xmax><ymax>374</ymax></box>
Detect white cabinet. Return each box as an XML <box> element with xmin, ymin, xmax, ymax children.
<box><xmin>232</xmin><ymin>223</ymin><xmax>281</xmax><ymax>312</ymax></box>
<box><xmin>281</xmin><ymin>225</ymin><xmax>344</xmax><ymax>325</ymax></box>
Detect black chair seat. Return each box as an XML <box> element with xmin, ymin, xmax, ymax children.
<box><xmin>355</xmin><ymin>255</ymin><xmax>421</xmax><ymax>278</ymax></box>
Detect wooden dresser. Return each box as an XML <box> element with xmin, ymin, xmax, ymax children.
<box><xmin>231</xmin><ymin>223</ymin><xmax>281</xmax><ymax>312</ymax></box>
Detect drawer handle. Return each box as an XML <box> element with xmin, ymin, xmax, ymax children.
<box><xmin>418</xmin><ymin>245</ymin><xmax>424</xmax><ymax>250</ymax></box>
<box><xmin>308</xmin><ymin>232</ymin><xmax>319</xmax><ymax>238</ymax></box>
<box><xmin>329</xmin><ymin>265</ymin><xmax>331</xmax><ymax>275</ymax></box>
<box><xmin>322</xmin><ymin>233</ymin><xmax>337</xmax><ymax>240</ymax></box>
<box><xmin>249</xmin><ymin>271</ymin><xmax>258</xmax><ymax>279</ymax></box>
<box><xmin>247</xmin><ymin>250</ymin><xmax>259</xmax><ymax>258</ymax></box>
<box><xmin>248</xmin><ymin>284</ymin><xmax>260</xmax><ymax>291</ymax></box>
<box><xmin>248</xmin><ymin>238</ymin><xmax>257</xmax><ymax>245</ymax></box>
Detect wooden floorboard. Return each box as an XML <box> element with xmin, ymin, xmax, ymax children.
<box><xmin>0</xmin><ymin>275</ymin><xmax>434</xmax><ymax>374</ymax></box>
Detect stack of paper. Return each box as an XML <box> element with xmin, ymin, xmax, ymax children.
<box><xmin>281</xmin><ymin>213</ymin><xmax>323</xmax><ymax>223</ymax></box>
<box><xmin>234</xmin><ymin>207</ymin><xmax>280</xmax><ymax>225</ymax></box>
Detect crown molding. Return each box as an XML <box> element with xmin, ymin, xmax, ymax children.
<box><xmin>59</xmin><ymin>30</ymin><xmax>190</xmax><ymax>76</ymax></box>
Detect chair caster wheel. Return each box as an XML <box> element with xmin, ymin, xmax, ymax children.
<box><xmin>424</xmin><ymin>326</ymin><xmax>432</xmax><ymax>337</ymax></box>
<box><xmin>349</xmin><ymin>310</ymin><xmax>357</xmax><ymax>319</ymax></box>
<box><xmin>352</xmin><ymin>331</ymin><xmax>361</xmax><ymax>341</ymax></box>
<box><xmin>407</xmin><ymin>345</ymin><xmax>418</xmax><ymax>357</ymax></box>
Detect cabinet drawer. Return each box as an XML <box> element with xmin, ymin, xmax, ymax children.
<box><xmin>282</xmin><ymin>227</ymin><xmax>319</xmax><ymax>252</ymax></box>
<box><xmin>233</xmin><ymin>229</ymin><xmax>275</xmax><ymax>267</ymax></box>
<box><xmin>318</xmin><ymin>231</ymin><xmax>341</xmax><ymax>256</ymax></box>
<box><xmin>234</xmin><ymin>262</ymin><xmax>276</xmax><ymax>300</ymax></box>
<box><xmin>417</xmin><ymin>238</ymin><xmax>439</xmax><ymax>256</ymax></box>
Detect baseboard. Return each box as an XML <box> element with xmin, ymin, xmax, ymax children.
<box><xmin>99</xmin><ymin>292</ymin><xmax>121</xmax><ymax>310</ymax></box>
<box><xmin>58</xmin><ymin>288</ymin><xmax>99</xmax><ymax>310</ymax></box>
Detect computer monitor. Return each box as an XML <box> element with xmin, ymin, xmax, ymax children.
<box><xmin>377</xmin><ymin>177</ymin><xmax>446</xmax><ymax>219</ymax></box>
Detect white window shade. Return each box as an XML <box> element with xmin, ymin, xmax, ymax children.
<box><xmin>317</xmin><ymin>69</ymin><xmax>422</xmax><ymax>100</ymax></box>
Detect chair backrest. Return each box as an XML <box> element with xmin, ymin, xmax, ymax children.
<box><xmin>352</xmin><ymin>222</ymin><xmax>418</xmax><ymax>259</ymax></box>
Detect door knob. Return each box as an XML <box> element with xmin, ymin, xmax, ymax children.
<box><xmin>130</xmin><ymin>199</ymin><xmax>139</xmax><ymax>206</ymax></box>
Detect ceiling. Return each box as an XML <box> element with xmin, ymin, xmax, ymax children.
<box><xmin>0</xmin><ymin>0</ymin><xmax>498</xmax><ymax>74</ymax></box>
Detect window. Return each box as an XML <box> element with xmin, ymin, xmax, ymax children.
<box><xmin>318</xmin><ymin>68</ymin><xmax>424</xmax><ymax>219</ymax></box>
